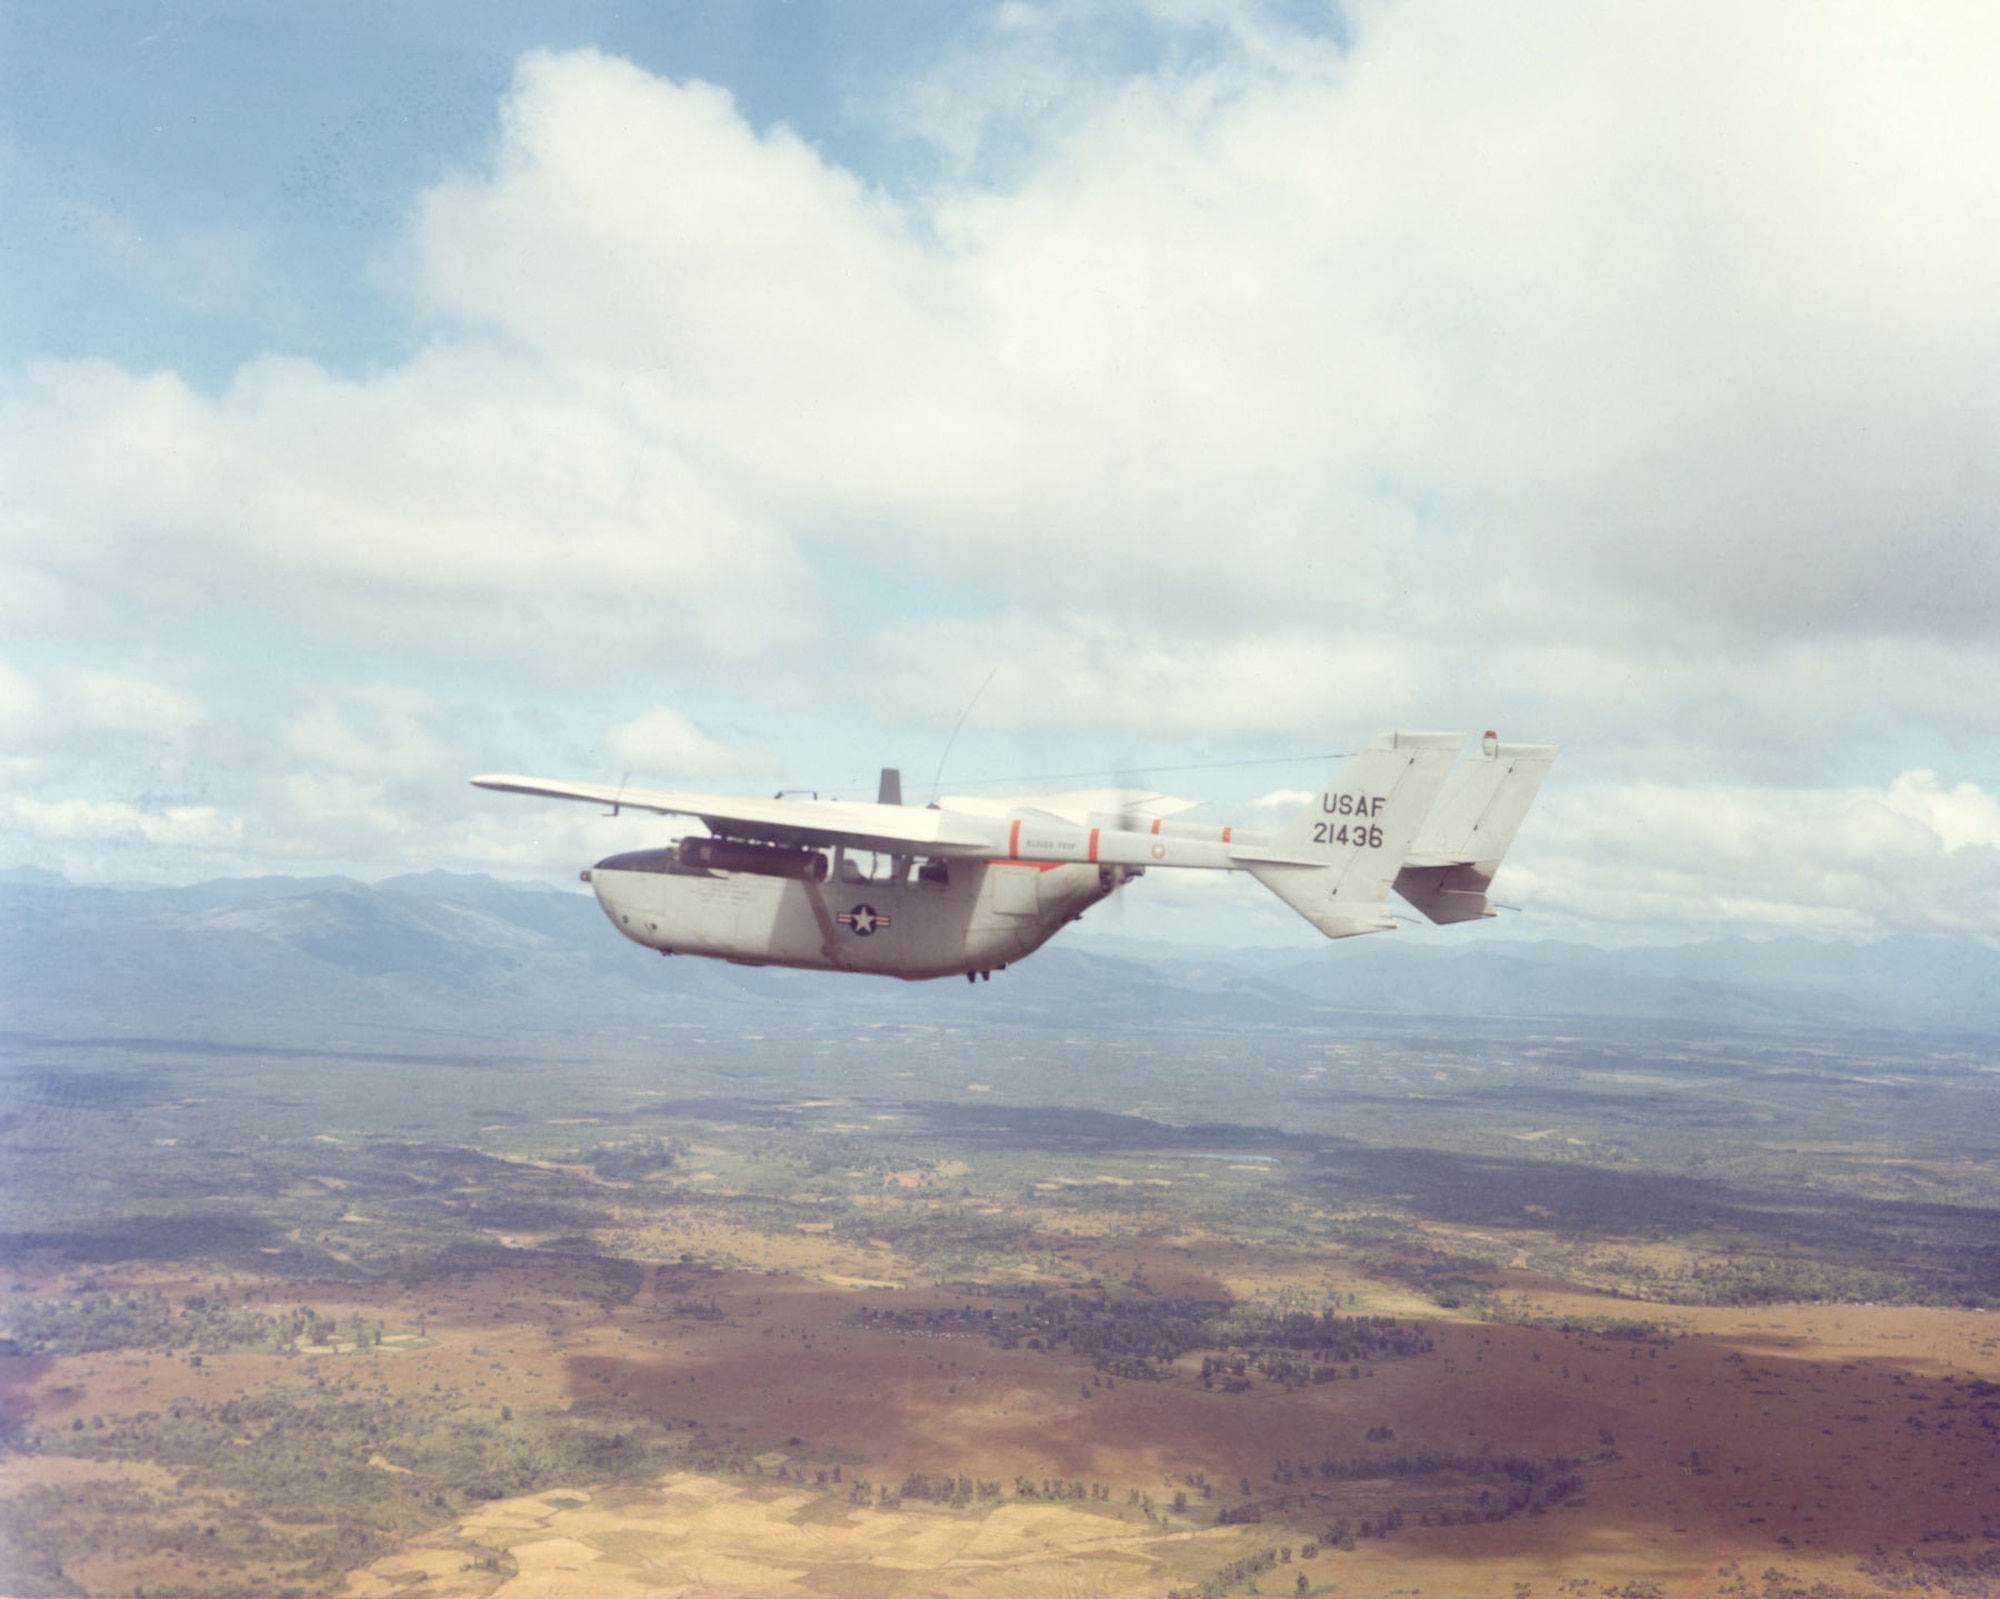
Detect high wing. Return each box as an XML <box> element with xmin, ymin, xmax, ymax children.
<box><xmin>936</xmin><ymin>789</ymin><xmax>1205</xmax><ymax>828</ymax></box>
<box><xmin>469</xmin><ymin>774</ymin><xmax>1003</xmax><ymax>857</ymax></box>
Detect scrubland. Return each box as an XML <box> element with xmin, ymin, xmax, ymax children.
<box><xmin>3</xmin><ymin>1016</ymin><xmax>1997</xmax><ymax>1597</ymax></box>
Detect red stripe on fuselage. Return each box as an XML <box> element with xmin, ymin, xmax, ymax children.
<box><xmin>1088</xmin><ymin>827</ymin><xmax>1100</xmax><ymax>863</ymax></box>
<box><xmin>1008</xmin><ymin>819</ymin><xmax>1021</xmax><ymax>860</ymax></box>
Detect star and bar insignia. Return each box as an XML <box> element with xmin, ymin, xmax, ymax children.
<box><xmin>837</xmin><ymin>904</ymin><xmax>890</xmax><ymax>936</ymax></box>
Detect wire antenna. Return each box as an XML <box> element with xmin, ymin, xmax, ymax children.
<box><xmin>928</xmin><ymin>666</ymin><xmax>998</xmax><ymax>804</ymax></box>
<box><xmin>943</xmin><ymin>751</ymin><xmax>1349</xmax><ymax>790</ymax></box>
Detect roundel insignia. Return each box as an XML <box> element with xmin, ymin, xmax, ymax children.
<box><xmin>838</xmin><ymin>904</ymin><xmax>890</xmax><ymax>936</ymax></box>
<box><xmin>1150</xmin><ymin>842</ymin><xmax>1167</xmax><ymax>860</ymax></box>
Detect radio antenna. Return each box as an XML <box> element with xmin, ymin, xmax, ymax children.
<box><xmin>928</xmin><ymin>666</ymin><xmax>997</xmax><ymax>804</ymax></box>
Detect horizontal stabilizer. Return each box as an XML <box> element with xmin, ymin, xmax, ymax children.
<box><xmin>1394</xmin><ymin>737</ymin><xmax>1557</xmax><ymax>924</ymax></box>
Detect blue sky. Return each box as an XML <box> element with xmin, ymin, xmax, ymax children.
<box><xmin>4</xmin><ymin>0</ymin><xmax>1999</xmax><ymax>950</ymax></box>
<box><xmin>2</xmin><ymin>3</ymin><xmax>962</xmax><ymax>381</ymax></box>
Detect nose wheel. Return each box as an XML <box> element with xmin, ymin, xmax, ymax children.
<box><xmin>964</xmin><ymin>968</ymin><xmax>1000</xmax><ymax>983</ymax></box>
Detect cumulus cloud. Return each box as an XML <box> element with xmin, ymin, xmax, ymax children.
<box><xmin>281</xmin><ymin>686</ymin><xmax>453</xmax><ymax>780</ymax></box>
<box><xmin>1886</xmin><ymin>770</ymin><xmax>2000</xmax><ymax>853</ymax></box>
<box><xmin>56</xmin><ymin>668</ymin><xmax>204</xmax><ymax>739</ymax></box>
<box><xmin>1521</xmin><ymin>772</ymin><xmax>2000</xmax><ymax>937</ymax></box>
<box><xmin>12</xmin><ymin>14</ymin><xmax>1998</xmax><ymax>665</ymax></box>
<box><xmin>0</xmin><ymin>346</ymin><xmax>810</xmax><ymax>668</ymax></box>
<box><xmin>5</xmin><ymin>4</ymin><xmax>1998</xmax><ymax>939</ymax></box>
<box><xmin>604</xmin><ymin>705</ymin><xmax>779</xmax><ymax>781</ymax></box>
<box><xmin>5</xmin><ymin>796</ymin><xmax>242</xmax><ymax>851</ymax></box>
<box><xmin>0</xmin><ymin>660</ymin><xmax>47</xmax><ymax>744</ymax></box>
<box><xmin>0</xmin><ymin>660</ymin><xmax>208</xmax><ymax>795</ymax></box>
<box><xmin>860</xmin><ymin>613</ymin><xmax>1430</xmax><ymax>738</ymax></box>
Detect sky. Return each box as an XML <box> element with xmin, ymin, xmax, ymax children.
<box><xmin>3</xmin><ymin>0</ymin><xmax>1998</xmax><ymax>952</ymax></box>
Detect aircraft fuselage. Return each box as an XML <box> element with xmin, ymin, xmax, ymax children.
<box><xmin>585</xmin><ymin>848</ymin><xmax>1118</xmax><ymax>980</ymax></box>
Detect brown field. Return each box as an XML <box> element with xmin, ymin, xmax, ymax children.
<box><xmin>6</xmin><ymin>1023</ymin><xmax>1998</xmax><ymax>1597</ymax></box>
<box><xmin>6</xmin><ymin>1229</ymin><xmax>1997</xmax><ymax>1598</ymax></box>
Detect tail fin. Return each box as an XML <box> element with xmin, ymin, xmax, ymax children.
<box><xmin>1393</xmin><ymin>733</ymin><xmax>1557</xmax><ymax>924</ymax></box>
<box><xmin>1241</xmin><ymin>732</ymin><xmax>1463</xmax><ymax>939</ymax></box>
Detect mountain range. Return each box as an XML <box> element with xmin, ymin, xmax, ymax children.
<box><xmin>3</xmin><ymin>867</ymin><xmax>1995</xmax><ymax>1047</ymax></box>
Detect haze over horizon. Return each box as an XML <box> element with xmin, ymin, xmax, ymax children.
<box><xmin>4</xmin><ymin>2</ymin><xmax>1998</xmax><ymax>953</ymax></box>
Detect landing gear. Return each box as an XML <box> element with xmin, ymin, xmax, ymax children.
<box><xmin>965</xmin><ymin>968</ymin><xmax>999</xmax><ymax>984</ymax></box>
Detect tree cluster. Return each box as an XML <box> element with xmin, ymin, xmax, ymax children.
<box><xmin>0</xmin><ymin>1291</ymin><xmax>380</xmax><ymax>1357</ymax></box>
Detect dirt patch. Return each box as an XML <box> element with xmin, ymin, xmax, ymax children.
<box><xmin>345</xmin><ymin>1473</ymin><xmax>1283</xmax><ymax>1599</ymax></box>
<box><xmin>7</xmin><ymin>1241</ymin><xmax>1998</xmax><ymax>1598</ymax></box>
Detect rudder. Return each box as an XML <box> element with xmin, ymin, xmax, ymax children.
<box><xmin>1394</xmin><ymin>734</ymin><xmax>1557</xmax><ymax>924</ymax></box>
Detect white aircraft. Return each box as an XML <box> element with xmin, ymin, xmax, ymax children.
<box><xmin>472</xmin><ymin>731</ymin><xmax>1554</xmax><ymax>984</ymax></box>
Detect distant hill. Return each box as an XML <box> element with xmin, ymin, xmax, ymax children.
<box><xmin>2</xmin><ymin>870</ymin><xmax>1994</xmax><ymax>1047</ymax></box>
<box><xmin>1262</xmin><ymin>935</ymin><xmax>2000</xmax><ymax>1034</ymax></box>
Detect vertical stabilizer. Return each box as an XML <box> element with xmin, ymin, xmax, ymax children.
<box><xmin>1243</xmin><ymin>732</ymin><xmax>1463</xmax><ymax>939</ymax></box>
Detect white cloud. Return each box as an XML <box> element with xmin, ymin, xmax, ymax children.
<box><xmin>12</xmin><ymin>18</ymin><xmax>1998</xmax><ymax>666</ymax></box>
<box><xmin>5</xmin><ymin>797</ymin><xmax>242</xmax><ymax>851</ymax></box>
<box><xmin>56</xmin><ymin>668</ymin><xmax>203</xmax><ymax>739</ymax></box>
<box><xmin>0</xmin><ymin>660</ymin><xmax>47</xmax><ymax>743</ymax></box>
<box><xmin>0</xmin><ymin>345</ymin><xmax>811</xmax><ymax>669</ymax></box>
<box><xmin>0</xmin><ymin>661</ymin><xmax>207</xmax><ymax>799</ymax></box>
<box><xmin>281</xmin><ymin>686</ymin><xmax>452</xmax><ymax>779</ymax></box>
<box><xmin>1521</xmin><ymin>773</ymin><xmax>2000</xmax><ymax>937</ymax></box>
<box><xmin>5</xmin><ymin>8</ymin><xmax>1999</xmax><ymax>944</ymax></box>
<box><xmin>398</xmin><ymin>17</ymin><xmax>1997</xmax><ymax>654</ymax></box>
<box><xmin>855</xmin><ymin>613</ymin><xmax>1435</xmax><ymax>740</ymax></box>
<box><xmin>0</xmin><ymin>661</ymin><xmax>203</xmax><ymax>746</ymax></box>
<box><xmin>604</xmin><ymin>705</ymin><xmax>779</xmax><ymax>781</ymax></box>
<box><xmin>1881</xmin><ymin>771</ymin><xmax>2000</xmax><ymax>855</ymax></box>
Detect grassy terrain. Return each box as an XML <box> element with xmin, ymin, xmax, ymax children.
<box><xmin>3</xmin><ymin>1014</ymin><xmax>1998</xmax><ymax>1596</ymax></box>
